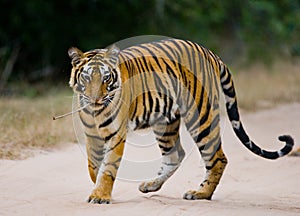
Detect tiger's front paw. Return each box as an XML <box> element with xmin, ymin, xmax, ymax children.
<box><xmin>139</xmin><ymin>179</ymin><xmax>164</xmax><ymax>193</ymax></box>
<box><xmin>87</xmin><ymin>189</ymin><xmax>111</xmax><ymax>204</ymax></box>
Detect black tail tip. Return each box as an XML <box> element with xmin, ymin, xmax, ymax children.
<box><xmin>278</xmin><ymin>135</ymin><xmax>294</xmax><ymax>147</ymax></box>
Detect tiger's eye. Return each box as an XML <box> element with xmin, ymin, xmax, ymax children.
<box><xmin>82</xmin><ymin>73</ymin><xmax>91</xmax><ymax>82</ymax></box>
<box><xmin>103</xmin><ymin>74</ymin><xmax>111</xmax><ymax>83</ymax></box>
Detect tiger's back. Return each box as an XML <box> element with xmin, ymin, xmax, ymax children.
<box><xmin>118</xmin><ymin>39</ymin><xmax>222</xmax><ymax>130</ymax></box>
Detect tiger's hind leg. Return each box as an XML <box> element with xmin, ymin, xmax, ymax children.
<box><xmin>184</xmin><ymin>113</ymin><xmax>227</xmax><ymax>200</ymax></box>
<box><xmin>139</xmin><ymin>117</ymin><xmax>185</xmax><ymax>193</ymax></box>
<box><xmin>183</xmin><ymin>143</ymin><xmax>227</xmax><ymax>200</ymax></box>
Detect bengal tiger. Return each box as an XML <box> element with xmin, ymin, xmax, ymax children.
<box><xmin>68</xmin><ymin>38</ymin><xmax>294</xmax><ymax>204</ymax></box>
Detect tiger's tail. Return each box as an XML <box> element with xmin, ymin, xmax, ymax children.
<box><xmin>219</xmin><ymin>63</ymin><xmax>294</xmax><ymax>159</ymax></box>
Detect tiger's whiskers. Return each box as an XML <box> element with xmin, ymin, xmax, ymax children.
<box><xmin>53</xmin><ymin>88</ymin><xmax>121</xmax><ymax>120</ymax></box>
<box><xmin>52</xmin><ymin>103</ymin><xmax>90</xmax><ymax>120</ymax></box>
<box><xmin>95</xmin><ymin>88</ymin><xmax>120</xmax><ymax>103</ymax></box>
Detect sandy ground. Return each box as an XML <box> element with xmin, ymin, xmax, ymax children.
<box><xmin>1</xmin><ymin>103</ymin><xmax>300</xmax><ymax>216</ymax></box>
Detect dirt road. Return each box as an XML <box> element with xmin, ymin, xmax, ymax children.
<box><xmin>1</xmin><ymin>103</ymin><xmax>299</xmax><ymax>216</ymax></box>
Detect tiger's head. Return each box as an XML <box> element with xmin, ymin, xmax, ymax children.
<box><xmin>68</xmin><ymin>45</ymin><xmax>121</xmax><ymax>106</ymax></box>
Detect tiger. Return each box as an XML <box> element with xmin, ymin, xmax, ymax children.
<box><xmin>68</xmin><ymin>38</ymin><xmax>294</xmax><ymax>204</ymax></box>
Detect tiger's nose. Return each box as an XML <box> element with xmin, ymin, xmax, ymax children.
<box><xmin>90</xmin><ymin>95</ymin><xmax>101</xmax><ymax>103</ymax></box>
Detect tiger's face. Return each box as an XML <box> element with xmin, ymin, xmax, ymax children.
<box><xmin>68</xmin><ymin>45</ymin><xmax>121</xmax><ymax>106</ymax></box>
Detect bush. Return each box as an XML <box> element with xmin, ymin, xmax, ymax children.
<box><xmin>0</xmin><ymin>0</ymin><xmax>299</xmax><ymax>87</ymax></box>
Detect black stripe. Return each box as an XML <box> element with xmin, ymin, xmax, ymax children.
<box><xmin>85</xmin><ymin>133</ymin><xmax>105</xmax><ymax>141</ymax></box>
<box><xmin>91</xmin><ymin>151</ymin><xmax>104</xmax><ymax>163</ymax></box>
<box><xmin>185</xmin><ymin>85</ymin><xmax>205</xmax><ymax>129</ymax></box>
<box><xmin>147</xmin><ymin>91</ymin><xmax>154</xmax><ymax>116</ymax></box>
<box><xmin>154</xmin><ymin>43</ymin><xmax>175</xmax><ymax>61</ymax></box>
<box><xmin>141</xmin><ymin>55</ymin><xmax>152</xmax><ymax>72</ymax></box>
<box><xmin>227</xmin><ymin>101</ymin><xmax>239</xmax><ymax>121</ymax></box>
<box><xmin>163</xmin><ymin>59</ymin><xmax>180</xmax><ymax>92</ymax></box>
<box><xmin>155</xmin><ymin>98</ymin><xmax>160</xmax><ymax>112</ymax></box>
<box><xmin>223</xmin><ymin>87</ymin><xmax>235</xmax><ymax>98</ymax></box>
<box><xmin>194</xmin><ymin>121</ymin><xmax>216</xmax><ymax>144</ymax></box>
<box><xmin>222</xmin><ymin>69</ymin><xmax>235</xmax><ymax>98</ymax></box>
<box><xmin>163</xmin><ymin>93</ymin><xmax>169</xmax><ymax>117</ymax></box>
<box><xmin>88</xmin><ymin>159</ymin><xmax>97</xmax><ymax>169</ymax></box>
<box><xmin>167</xmin><ymin>40</ymin><xmax>187</xmax><ymax>85</ymax></box>
<box><xmin>163</xmin><ymin>58</ymin><xmax>177</xmax><ymax>79</ymax></box>
<box><xmin>151</xmin><ymin>56</ymin><xmax>165</xmax><ymax>73</ymax></box>
<box><xmin>131</xmin><ymin>102</ymin><xmax>138</xmax><ymax>121</ymax></box>
<box><xmin>159</xmin><ymin>144</ymin><xmax>173</xmax><ymax>153</ymax></box>
<box><xmin>137</xmin><ymin>57</ymin><xmax>152</xmax><ymax>123</ymax></box>
<box><xmin>152</xmin><ymin>70</ymin><xmax>165</xmax><ymax>94</ymax></box>
<box><xmin>86</xmin><ymin>130</ymin><xmax>118</xmax><ymax>142</ymax></box>
<box><xmin>102</xmin><ymin>170</ymin><xmax>115</xmax><ymax>182</ymax></box>
<box><xmin>163</xmin><ymin>42</ymin><xmax>180</xmax><ymax>60</ymax></box>
<box><xmin>199</xmin><ymin>138</ymin><xmax>221</xmax><ymax>154</ymax></box>
<box><xmin>199</xmin><ymin>135</ymin><xmax>220</xmax><ymax>155</ymax></box>
<box><xmin>103</xmin><ymin>157</ymin><xmax>122</xmax><ymax>170</ymax></box>
<box><xmin>193</xmin><ymin>124</ymin><xmax>211</xmax><ymax>144</ymax></box>
<box><xmin>168</xmin><ymin>97</ymin><xmax>174</xmax><ymax>120</ymax></box>
<box><xmin>136</xmin><ymin>55</ymin><xmax>148</xmax><ymax>73</ymax></box>
<box><xmin>221</xmin><ymin>70</ymin><xmax>231</xmax><ymax>86</ymax></box>
<box><xmin>98</xmin><ymin>110</ymin><xmax>118</xmax><ymax>128</ymax></box>
<box><xmin>205</xmin><ymin>156</ymin><xmax>227</xmax><ymax>170</ymax></box>
<box><xmin>101</xmin><ymin>130</ymin><xmax>118</xmax><ymax>142</ymax></box>
<box><xmin>142</xmin><ymin>92</ymin><xmax>147</xmax><ymax>120</ymax></box>
<box><xmin>80</xmin><ymin>118</ymin><xmax>95</xmax><ymax>128</ymax></box>
<box><xmin>82</xmin><ymin>107</ymin><xmax>92</xmax><ymax>115</ymax></box>
<box><xmin>154</xmin><ymin>130</ymin><xmax>178</xmax><ymax>137</ymax></box>
<box><xmin>156</xmin><ymin>138</ymin><xmax>169</xmax><ymax>144</ymax></box>
<box><xmin>189</xmin><ymin>101</ymin><xmax>211</xmax><ymax>133</ymax></box>
<box><xmin>90</xmin><ymin>145</ymin><xmax>105</xmax><ymax>156</ymax></box>
<box><xmin>167</xmin><ymin>40</ymin><xmax>184</xmax><ymax>56</ymax></box>
<box><xmin>137</xmin><ymin>45</ymin><xmax>162</xmax><ymax>69</ymax></box>
<box><xmin>142</xmin><ymin>93</ymin><xmax>148</xmax><ymax>122</ymax></box>
<box><xmin>200</xmin><ymin>102</ymin><xmax>212</xmax><ymax>125</ymax></box>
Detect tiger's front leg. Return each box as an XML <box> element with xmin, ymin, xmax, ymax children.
<box><xmin>79</xmin><ymin>110</ymin><xmax>105</xmax><ymax>183</ymax></box>
<box><xmin>85</xmin><ymin>135</ymin><xmax>105</xmax><ymax>184</ymax></box>
<box><xmin>88</xmin><ymin>134</ymin><xmax>125</xmax><ymax>204</ymax></box>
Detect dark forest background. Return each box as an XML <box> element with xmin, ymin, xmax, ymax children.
<box><xmin>1</xmin><ymin>0</ymin><xmax>299</xmax><ymax>93</ymax></box>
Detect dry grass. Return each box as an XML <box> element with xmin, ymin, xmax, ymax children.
<box><xmin>233</xmin><ymin>61</ymin><xmax>300</xmax><ymax>111</ymax></box>
<box><xmin>0</xmin><ymin>61</ymin><xmax>299</xmax><ymax>160</ymax></box>
<box><xmin>0</xmin><ymin>88</ymin><xmax>76</xmax><ymax>159</ymax></box>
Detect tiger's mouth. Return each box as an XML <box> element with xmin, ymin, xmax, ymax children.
<box><xmin>83</xmin><ymin>88</ymin><xmax>121</xmax><ymax>107</ymax></box>
<box><xmin>94</xmin><ymin>93</ymin><xmax>115</xmax><ymax>107</ymax></box>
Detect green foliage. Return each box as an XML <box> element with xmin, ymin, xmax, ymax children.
<box><xmin>0</xmin><ymin>0</ymin><xmax>299</xmax><ymax>85</ymax></box>
<box><xmin>239</xmin><ymin>0</ymin><xmax>300</xmax><ymax>62</ymax></box>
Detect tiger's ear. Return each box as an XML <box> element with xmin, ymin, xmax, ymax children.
<box><xmin>104</xmin><ymin>44</ymin><xmax>120</xmax><ymax>62</ymax></box>
<box><xmin>68</xmin><ymin>47</ymin><xmax>83</xmax><ymax>67</ymax></box>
